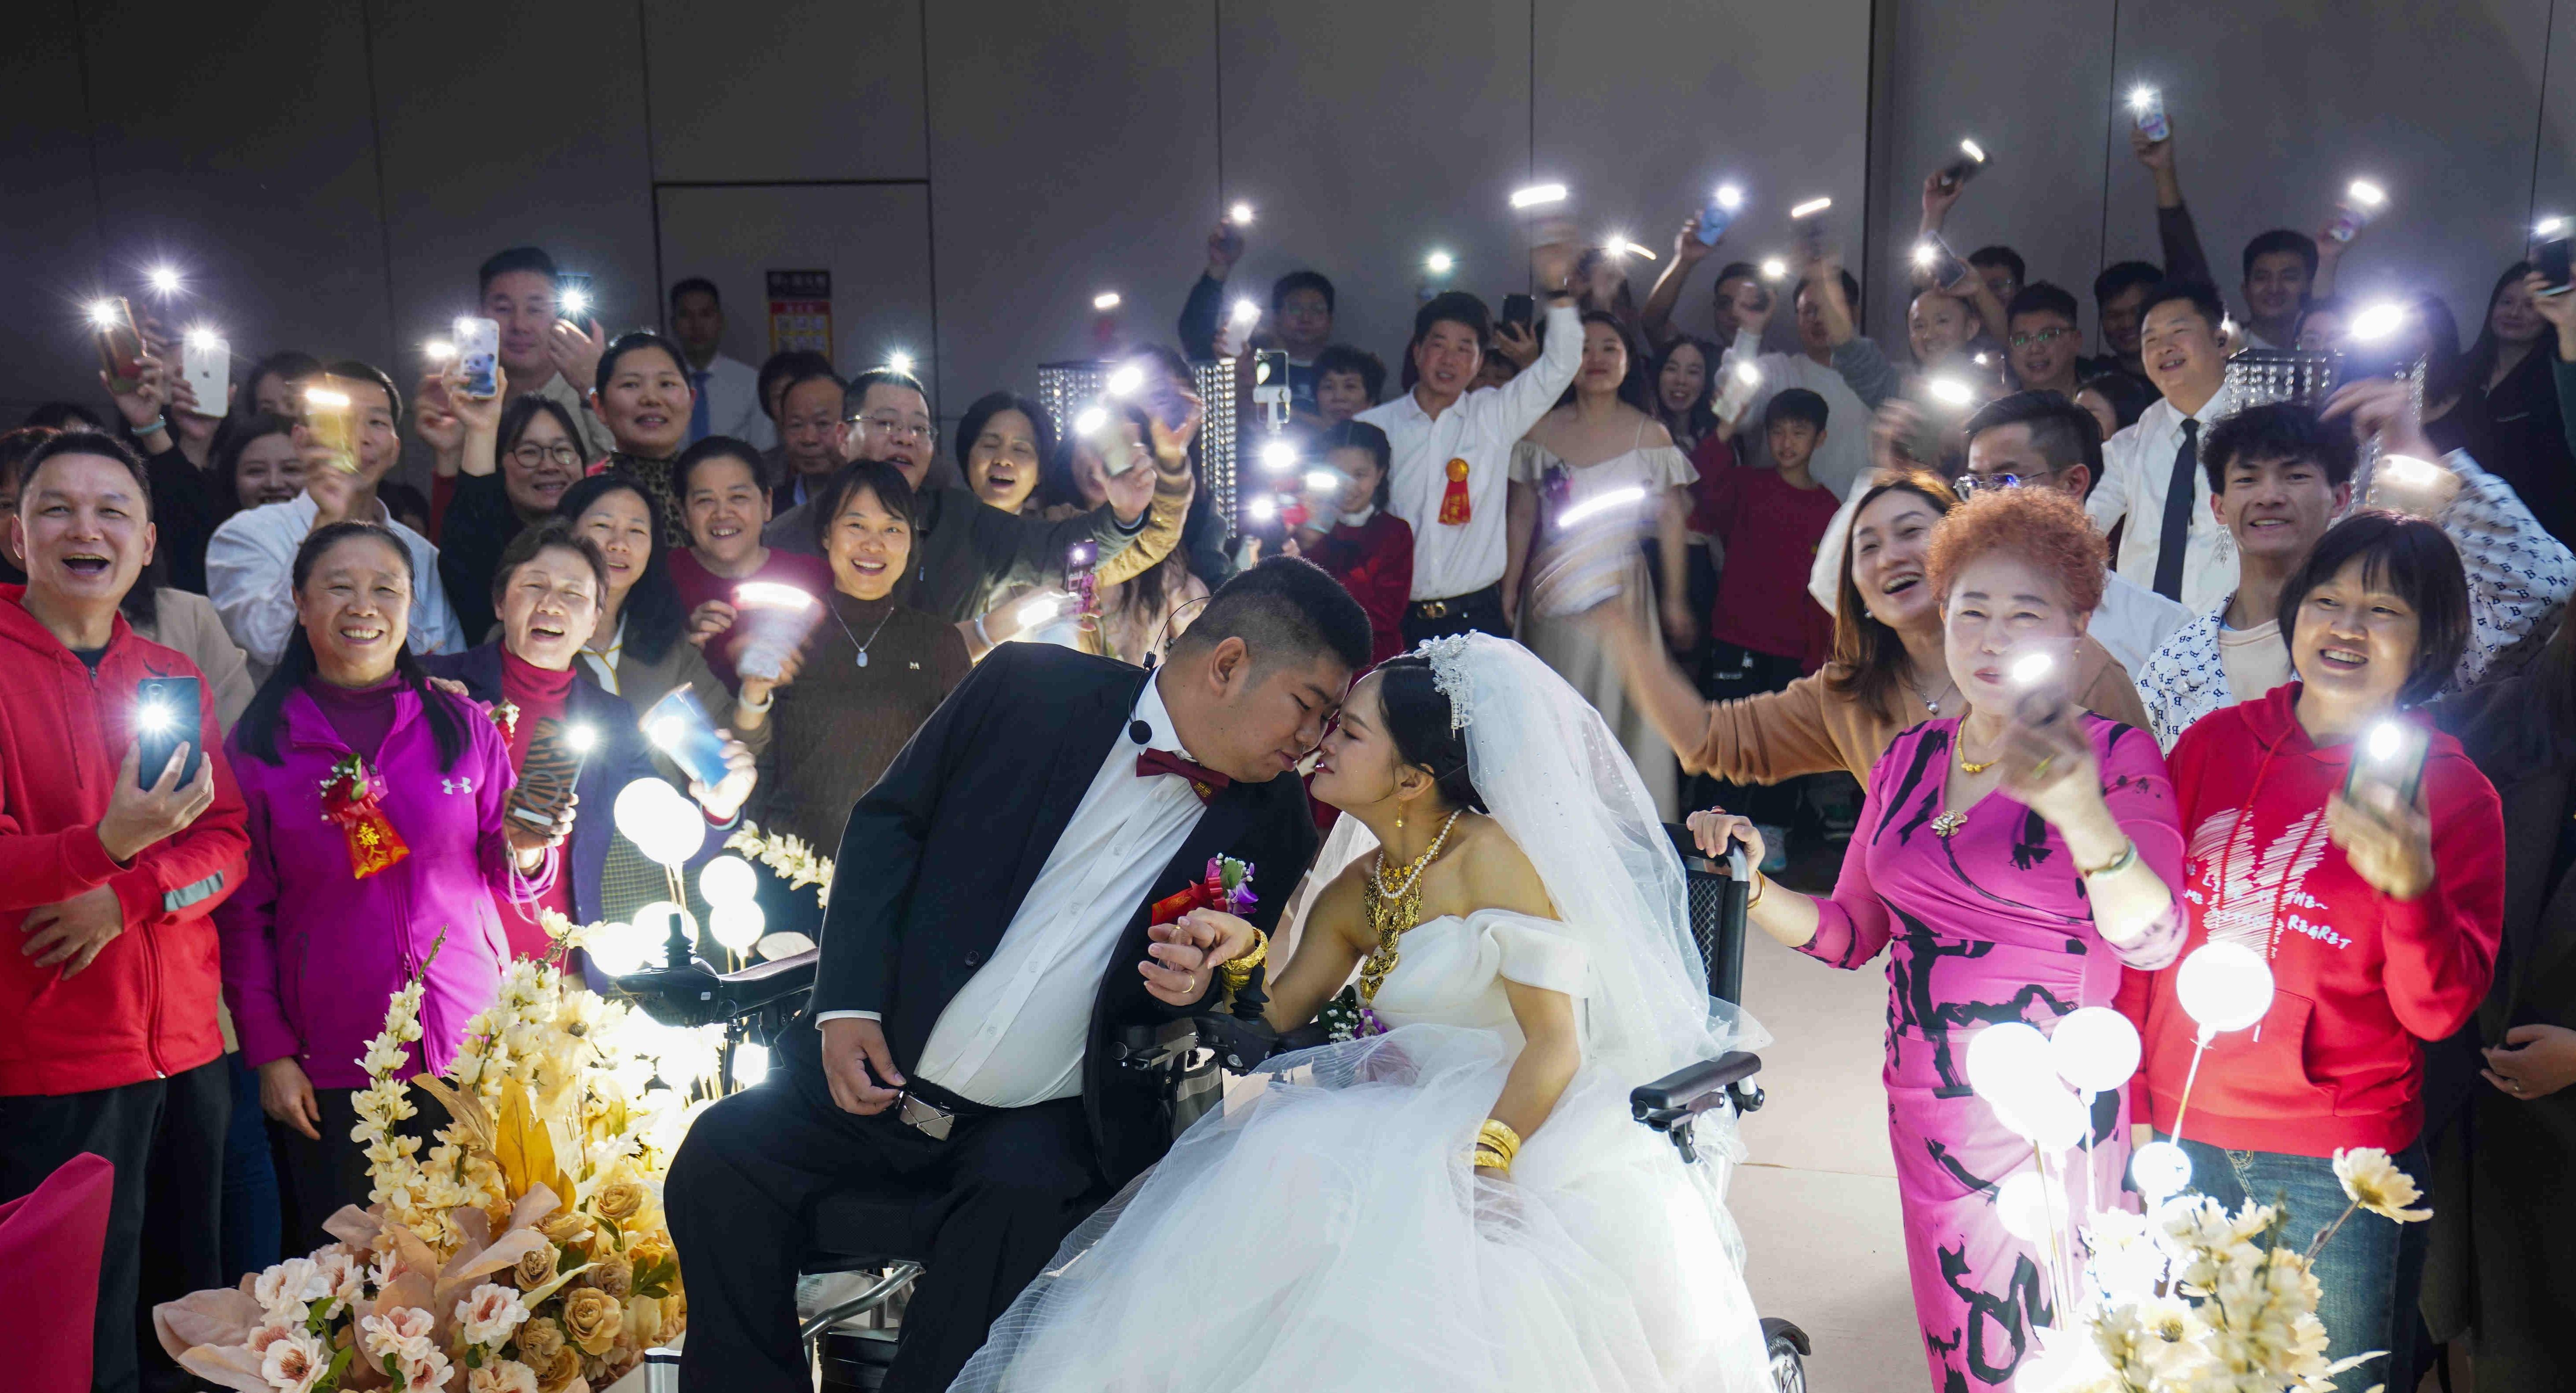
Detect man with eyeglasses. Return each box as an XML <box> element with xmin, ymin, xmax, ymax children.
<box><xmin>1956</xmin><ymin>389</ymin><xmax>2188</xmax><ymax>675</ymax></box>
<box><xmin>767</xmin><ymin>367</ymin><xmax>1164</xmax><ymax>624</ymax></box>
<box><xmin>2005</xmin><ymin>283</ymin><xmax>2089</xmax><ymax>397</ymax></box>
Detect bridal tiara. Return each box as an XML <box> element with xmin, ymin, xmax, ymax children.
<box><xmin>1414</xmin><ymin>635</ymin><xmax>1476</xmax><ymax>734</ymax></box>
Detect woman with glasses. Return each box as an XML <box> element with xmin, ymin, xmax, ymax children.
<box><xmin>424</xmin><ymin>371</ymin><xmax>590</xmax><ymax>642</ymax></box>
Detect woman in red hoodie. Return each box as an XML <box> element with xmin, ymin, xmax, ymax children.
<box><xmin>2131</xmin><ymin>511</ymin><xmax>2504</xmax><ymax>1391</ymax></box>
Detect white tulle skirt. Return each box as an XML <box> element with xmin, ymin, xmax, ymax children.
<box><xmin>951</xmin><ymin>1023</ymin><xmax>1773</xmax><ymax>1392</ymax></box>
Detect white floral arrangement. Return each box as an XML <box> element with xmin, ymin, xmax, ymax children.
<box><xmin>723</xmin><ymin>820</ymin><xmax>833</xmax><ymax>903</ymax></box>
<box><xmin>156</xmin><ymin>951</ymin><xmax>728</xmax><ymax>1392</ymax></box>
<box><xmin>2034</xmin><ymin>1146</ymin><xmax>2432</xmax><ymax>1393</ymax></box>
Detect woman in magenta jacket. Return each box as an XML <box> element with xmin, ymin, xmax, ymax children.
<box><xmin>215</xmin><ymin>522</ymin><xmax>567</xmax><ymax>1248</ymax></box>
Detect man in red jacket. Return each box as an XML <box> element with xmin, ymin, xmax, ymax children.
<box><xmin>0</xmin><ymin>434</ymin><xmax>250</xmax><ymax>1393</ymax></box>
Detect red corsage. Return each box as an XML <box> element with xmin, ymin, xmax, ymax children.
<box><xmin>1150</xmin><ymin>855</ymin><xmax>1258</xmax><ymax>926</ymax></box>
<box><xmin>318</xmin><ymin>752</ymin><xmax>408</xmax><ymax>879</ymax></box>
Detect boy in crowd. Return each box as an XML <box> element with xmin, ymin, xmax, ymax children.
<box><xmin>2136</xmin><ymin>392</ymin><xmax>2574</xmax><ymax>749</ymax></box>
<box><xmin>1</xmin><ymin>433</ymin><xmax>250</xmax><ymax>1393</ymax></box>
<box><xmin>1699</xmin><ymin>388</ymin><xmax>1843</xmax><ymax>869</ymax></box>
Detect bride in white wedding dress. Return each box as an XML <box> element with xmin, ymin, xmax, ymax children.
<box><xmin>952</xmin><ymin>634</ymin><xmax>1772</xmax><ymax>1392</ymax></box>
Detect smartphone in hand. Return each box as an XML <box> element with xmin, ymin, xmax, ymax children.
<box><xmin>2537</xmin><ymin>234</ymin><xmax>2573</xmax><ymax>297</ymax></box>
<box><xmin>1501</xmin><ymin>294</ymin><xmax>1535</xmax><ymax>329</ymax></box>
<box><xmin>93</xmin><ymin>297</ymin><xmax>145</xmax><ymax>394</ymax></box>
<box><xmin>182</xmin><ymin>332</ymin><xmax>231</xmax><ymax>416</ymax></box>
<box><xmin>134</xmin><ymin>676</ymin><xmax>204</xmax><ymax>789</ymax></box>
<box><xmin>456</xmin><ymin>317</ymin><xmax>501</xmax><ymax>399</ymax></box>
<box><xmin>641</xmin><ymin>686</ymin><xmax>732</xmax><ymax>791</ymax></box>
<box><xmin>2344</xmin><ymin>721</ymin><xmax>2430</xmax><ymax>808</ymax></box>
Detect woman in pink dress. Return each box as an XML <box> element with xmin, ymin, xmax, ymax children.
<box><xmin>1692</xmin><ymin>486</ymin><xmax>2187</xmax><ymax>1392</ymax></box>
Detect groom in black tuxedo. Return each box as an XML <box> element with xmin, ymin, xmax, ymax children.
<box><xmin>669</xmin><ymin>558</ymin><xmax>1372</xmax><ymax>1393</ymax></box>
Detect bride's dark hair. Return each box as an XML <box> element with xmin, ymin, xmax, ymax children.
<box><xmin>1372</xmin><ymin>656</ymin><xmax>1486</xmax><ymax>813</ymax></box>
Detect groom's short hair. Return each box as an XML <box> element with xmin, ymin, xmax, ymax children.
<box><xmin>1174</xmin><ymin>557</ymin><xmax>1372</xmax><ymax>676</ymax></box>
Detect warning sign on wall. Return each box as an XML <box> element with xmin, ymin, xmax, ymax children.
<box><xmin>767</xmin><ymin>269</ymin><xmax>833</xmax><ymax>361</ymax></box>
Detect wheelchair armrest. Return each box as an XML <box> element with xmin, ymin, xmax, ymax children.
<box><xmin>1630</xmin><ymin>1051</ymin><xmax>1763</xmax><ymax>1122</ymax></box>
<box><xmin>615</xmin><ymin>948</ymin><xmax>818</xmax><ymax>1029</ymax></box>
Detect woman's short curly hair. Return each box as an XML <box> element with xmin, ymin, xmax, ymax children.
<box><xmin>1926</xmin><ymin>486</ymin><xmax>2107</xmax><ymax>617</ymax></box>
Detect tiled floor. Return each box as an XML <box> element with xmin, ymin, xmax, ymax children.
<box><xmin>1720</xmin><ymin>840</ymin><xmax>1926</xmax><ymax>1392</ymax></box>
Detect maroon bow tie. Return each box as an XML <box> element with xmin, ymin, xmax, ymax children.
<box><xmin>1137</xmin><ymin>749</ymin><xmax>1230</xmax><ymax>803</ymax></box>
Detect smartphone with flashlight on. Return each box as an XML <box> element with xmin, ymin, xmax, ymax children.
<box><xmin>1501</xmin><ymin>294</ymin><xmax>1535</xmax><ymax>330</ymax></box>
<box><xmin>1915</xmin><ymin>233</ymin><xmax>1973</xmax><ymax>292</ymax></box>
<box><xmin>303</xmin><ymin>380</ymin><xmax>360</xmax><ymax>474</ymax></box>
<box><xmin>641</xmin><ymin>686</ymin><xmax>732</xmax><ymax>791</ymax></box>
<box><xmin>1790</xmin><ymin>199</ymin><xmax>1834</xmax><ymax>265</ymax></box>
<box><xmin>92</xmin><ymin>297</ymin><xmax>146</xmax><ymax>394</ymax></box>
<box><xmin>557</xmin><ymin>272</ymin><xmax>596</xmax><ymax>332</ymax></box>
<box><xmin>1698</xmin><ymin>185</ymin><xmax>1745</xmax><ymax>245</ymax></box>
<box><xmin>456</xmin><ymin>317</ymin><xmax>501</xmax><ymax>399</ymax></box>
<box><xmin>2537</xmin><ymin>234</ymin><xmax>2574</xmax><ymax>298</ymax></box>
<box><xmin>2344</xmin><ymin>721</ymin><xmax>2430</xmax><ymax>809</ymax></box>
<box><xmin>510</xmin><ymin>716</ymin><xmax>591</xmax><ymax>827</ymax></box>
<box><xmin>1936</xmin><ymin>140</ymin><xmax>1989</xmax><ymax>193</ymax></box>
<box><xmin>133</xmin><ymin>677</ymin><xmax>204</xmax><ymax>789</ymax></box>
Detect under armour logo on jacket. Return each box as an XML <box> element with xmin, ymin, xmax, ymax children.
<box><xmin>443</xmin><ymin>777</ymin><xmax>476</xmax><ymax>795</ymax></box>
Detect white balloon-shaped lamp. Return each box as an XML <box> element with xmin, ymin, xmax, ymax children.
<box><xmin>1994</xmin><ymin>1079</ymin><xmax>2089</xmax><ymax>1153</ymax></box>
<box><xmin>613</xmin><ymin>778</ymin><xmax>703</xmax><ymax>867</ymax></box>
<box><xmin>698</xmin><ymin>854</ymin><xmax>758</xmax><ymax>907</ymax></box>
<box><xmin>1965</xmin><ymin>1022</ymin><xmax>2054</xmax><ymax>1102</ymax></box>
<box><xmin>708</xmin><ymin>899</ymin><xmax>766</xmax><ymax>953</ymax></box>
<box><xmin>583</xmin><ymin>921</ymin><xmax>655</xmax><ymax>976</ymax></box>
<box><xmin>2049</xmin><ymin>1006</ymin><xmax>2143</xmax><ymax>1093</ymax></box>
<box><xmin>733</xmin><ymin>1041</ymin><xmax>770</xmax><ymax>1087</ymax></box>
<box><xmin>1995</xmin><ymin>1170</ymin><xmax>2054</xmax><ymax>1241</ymax></box>
<box><xmin>2175</xmin><ymin>941</ymin><xmax>2275</xmax><ymax>1033</ymax></box>
<box><xmin>2130</xmin><ymin>1139</ymin><xmax>2194</xmax><ymax>1201</ymax></box>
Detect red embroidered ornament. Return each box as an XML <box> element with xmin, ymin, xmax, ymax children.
<box><xmin>1150</xmin><ymin>856</ymin><xmax>1258</xmax><ymax>927</ymax></box>
<box><xmin>319</xmin><ymin>753</ymin><xmax>408</xmax><ymax>879</ymax></box>
<box><xmin>1436</xmin><ymin>457</ymin><xmax>1472</xmax><ymax>525</ymax></box>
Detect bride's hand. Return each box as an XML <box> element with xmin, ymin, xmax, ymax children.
<box><xmin>1176</xmin><ymin>908</ymin><xmax>1258</xmax><ymax>965</ymax></box>
<box><xmin>1140</xmin><ymin>914</ymin><xmax>1230</xmax><ymax>1004</ymax></box>
<box><xmin>1686</xmin><ymin>807</ymin><xmax>1763</xmax><ymax>866</ymax></box>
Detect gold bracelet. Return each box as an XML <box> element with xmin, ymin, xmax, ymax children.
<box><xmin>1216</xmin><ymin>930</ymin><xmax>1268</xmax><ymax>990</ymax></box>
<box><xmin>2078</xmin><ymin>838</ymin><xmax>2137</xmax><ymax>879</ymax></box>
<box><xmin>1469</xmin><ymin>1146</ymin><xmax>1511</xmax><ymax>1173</ymax></box>
<box><xmin>1747</xmin><ymin>869</ymin><xmax>1767</xmax><ymax>909</ymax></box>
<box><xmin>1476</xmin><ymin>1118</ymin><xmax>1522</xmax><ymax>1167</ymax></box>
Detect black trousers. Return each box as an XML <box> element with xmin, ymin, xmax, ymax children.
<box><xmin>0</xmin><ymin>1057</ymin><xmax>228</xmax><ymax>1393</ymax></box>
<box><xmin>269</xmin><ymin>1083</ymin><xmax>448</xmax><ymax>1256</ymax></box>
<box><xmin>1700</xmin><ymin>641</ymin><xmax>1813</xmax><ymax>827</ymax></box>
<box><xmin>1399</xmin><ymin>581</ymin><xmax>1511</xmax><ymax>646</ymax></box>
<box><xmin>666</xmin><ymin>1030</ymin><xmax>1101</xmax><ymax>1393</ymax></box>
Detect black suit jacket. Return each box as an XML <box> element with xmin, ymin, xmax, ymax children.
<box><xmin>810</xmin><ymin>642</ymin><xmax>1320</xmax><ymax>1186</ymax></box>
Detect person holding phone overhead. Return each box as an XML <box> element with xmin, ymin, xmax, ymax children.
<box><xmin>0</xmin><ymin>432</ymin><xmax>251</xmax><ymax>1393</ymax></box>
<box><xmin>216</xmin><ymin>522</ymin><xmax>567</xmax><ymax>1251</ymax></box>
<box><xmin>1687</xmin><ymin>486</ymin><xmax>2185</xmax><ymax>1393</ymax></box>
<box><xmin>2123</xmin><ymin>510</ymin><xmax>2504</xmax><ymax>1391</ymax></box>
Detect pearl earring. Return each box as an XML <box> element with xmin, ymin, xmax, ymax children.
<box><xmin>1395</xmin><ymin>815</ymin><xmax>1405</xmax><ymax>829</ymax></box>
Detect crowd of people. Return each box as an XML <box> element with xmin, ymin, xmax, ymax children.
<box><xmin>8</xmin><ymin>105</ymin><xmax>2576</xmax><ymax>1393</ymax></box>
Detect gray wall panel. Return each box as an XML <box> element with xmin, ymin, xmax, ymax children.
<box><xmin>923</xmin><ymin>2</ymin><xmax>1222</xmax><ymax>417</ymax></box>
<box><xmin>1214</xmin><ymin>0</ymin><xmax>1532</xmax><ymax>382</ymax></box>
<box><xmin>643</xmin><ymin>0</ymin><xmax>928</xmax><ymax>184</ymax></box>
<box><xmin>0</xmin><ymin>0</ymin><xmax>110</xmax><ymax>421</ymax></box>
<box><xmin>1540</xmin><ymin>0</ymin><xmax>1873</xmax><ymax>348</ymax></box>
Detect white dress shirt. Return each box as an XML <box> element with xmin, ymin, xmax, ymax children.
<box><xmin>1716</xmin><ymin>330</ymin><xmax>1874</xmax><ymax>500</ymax></box>
<box><xmin>686</xmin><ymin>352</ymin><xmax>777</xmax><ymax>450</ymax></box>
<box><xmin>2088</xmin><ymin>382</ymin><xmax>2240</xmax><ymax>616</ymax></box>
<box><xmin>814</xmin><ymin>672</ymin><xmax>1209</xmax><ymax>1108</ymax></box>
<box><xmin>2085</xmin><ymin>572</ymin><xmax>2191</xmax><ymax>678</ymax></box>
<box><xmin>205</xmin><ymin>491</ymin><xmax>464</xmax><ymax>668</ymax></box>
<box><xmin>1360</xmin><ymin>301</ymin><xmax>1582</xmax><ymax>600</ymax></box>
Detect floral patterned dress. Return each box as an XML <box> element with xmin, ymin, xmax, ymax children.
<box><xmin>1801</xmin><ymin>714</ymin><xmax>2187</xmax><ymax>1391</ymax></box>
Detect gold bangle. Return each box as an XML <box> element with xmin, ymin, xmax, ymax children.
<box><xmin>1476</xmin><ymin>1118</ymin><xmax>1523</xmax><ymax>1166</ymax></box>
<box><xmin>2078</xmin><ymin>839</ymin><xmax>2137</xmax><ymax>879</ymax></box>
<box><xmin>1469</xmin><ymin>1146</ymin><xmax>1511</xmax><ymax>1173</ymax></box>
<box><xmin>1216</xmin><ymin>930</ymin><xmax>1269</xmax><ymax>990</ymax></box>
<box><xmin>1747</xmin><ymin>869</ymin><xmax>1767</xmax><ymax>909</ymax></box>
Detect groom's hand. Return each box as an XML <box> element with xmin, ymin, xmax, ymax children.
<box><xmin>1140</xmin><ymin>918</ymin><xmax>1223</xmax><ymax>1005</ymax></box>
<box><xmin>819</xmin><ymin>1016</ymin><xmax>907</xmax><ymax>1115</ymax></box>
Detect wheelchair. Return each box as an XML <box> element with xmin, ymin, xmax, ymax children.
<box><xmin>618</xmin><ymin>824</ymin><xmax>1810</xmax><ymax>1392</ymax></box>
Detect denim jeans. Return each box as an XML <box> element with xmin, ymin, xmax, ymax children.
<box><xmin>220</xmin><ymin>1051</ymin><xmax>281</xmax><ymax>1279</ymax></box>
<box><xmin>2165</xmin><ymin>1135</ymin><xmax>2430</xmax><ymax>1393</ymax></box>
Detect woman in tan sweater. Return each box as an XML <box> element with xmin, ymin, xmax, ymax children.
<box><xmin>1606</xmin><ymin>471</ymin><xmax>2149</xmax><ymax>787</ymax></box>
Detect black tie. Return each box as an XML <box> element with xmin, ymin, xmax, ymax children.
<box><xmin>2151</xmin><ymin>417</ymin><xmax>2200</xmax><ymax>602</ymax></box>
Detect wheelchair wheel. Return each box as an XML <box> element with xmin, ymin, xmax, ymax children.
<box><xmin>1759</xmin><ymin>1317</ymin><xmax>1811</xmax><ymax>1393</ymax></box>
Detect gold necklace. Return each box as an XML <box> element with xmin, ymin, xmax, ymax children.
<box><xmin>1954</xmin><ymin>730</ymin><xmax>2002</xmax><ymax>776</ymax></box>
<box><xmin>1357</xmin><ymin>809</ymin><xmax>1464</xmax><ymax>1002</ymax></box>
<box><xmin>1934</xmin><ymin>729</ymin><xmax>1999</xmax><ymax>836</ymax></box>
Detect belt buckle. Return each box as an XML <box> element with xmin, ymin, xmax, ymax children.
<box><xmin>896</xmin><ymin>1092</ymin><xmax>955</xmax><ymax>1141</ymax></box>
<box><xmin>1420</xmin><ymin>600</ymin><xmax>1449</xmax><ymax>618</ymax></box>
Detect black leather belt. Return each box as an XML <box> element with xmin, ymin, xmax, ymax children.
<box><xmin>892</xmin><ymin>1078</ymin><xmax>991</xmax><ymax>1141</ymax></box>
<box><xmin>1407</xmin><ymin>583</ymin><xmax>1500</xmax><ymax>620</ymax></box>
